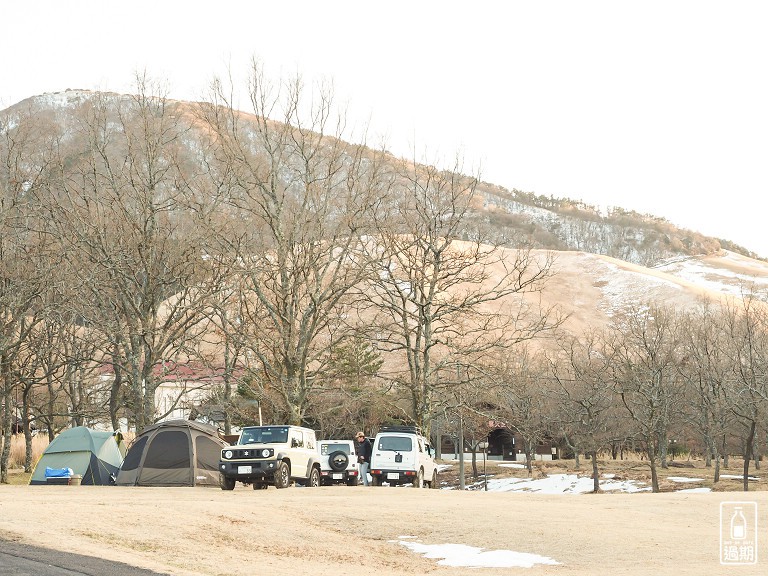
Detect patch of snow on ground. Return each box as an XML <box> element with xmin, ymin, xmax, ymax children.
<box><xmin>667</xmin><ymin>476</ymin><xmax>704</xmax><ymax>483</ymax></box>
<box><xmin>597</xmin><ymin>261</ymin><xmax>682</xmax><ymax>316</ymax></box>
<box><xmin>720</xmin><ymin>474</ymin><xmax>759</xmax><ymax>480</ymax></box>
<box><xmin>655</xmin><ymin>253</ymin><xmax>768</xmax><ymax>297</ymax></box>
<box><xmin>498</xmin><ymin>463</ymin><xmax>526</xmax><ymax>469</ymax></box>
<box><xmin>469</xmin><ymin>473</ymin><xmax>650</xmax><ymax>494</ymax></box>
<box><xmin>397</xmin><ymin>540</ymin><xmax>560</xmax><ymax>568</ymax></box>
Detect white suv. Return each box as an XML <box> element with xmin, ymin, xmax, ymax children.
<box><xmin>369</xmin><ymin>426</ymin><xmax>439</xmax><ymax>488</ymax></box>
<box><xmin>219</xmin><ymin>425</ymin><xmax>321</xmax><ymax>490</ymax></box>
<box><xmin>317</xmin><ymin>439</ymin><xmax>360</xmax><ymax>486</ymax></box>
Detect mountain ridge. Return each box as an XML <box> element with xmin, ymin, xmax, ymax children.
<box><xmin>4</xmin><ymin>88</ymin><xmax>767</xmax><ymax>320</ymax></box>
<box><xmin>4</xmin><ymin>88</ymin><xmax>760</xmax><ymax>265</ymax></box>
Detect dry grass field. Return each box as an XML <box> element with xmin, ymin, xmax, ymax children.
<box><xmin>2</xmin><ymin>456</ymin><xmax>767</xmax><ymax>576</ymax></box>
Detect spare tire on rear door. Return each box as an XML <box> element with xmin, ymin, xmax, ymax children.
<box><xmin>329</xmin><ymin>451</ymin><xmax>349</xmax><ymax>472</ymax></box>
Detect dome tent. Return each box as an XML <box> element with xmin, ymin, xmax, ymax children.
<box><xmin>115</xmin><ymin>419</ymin><xmax>228</xmax><ymax>487</ymax></box>
<box><xmin>29</xmin><ymin>426</ymin><xmax>125</xmax><ymax>485</ymax></box>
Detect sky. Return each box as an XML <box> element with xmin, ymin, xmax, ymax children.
<box><xmin>3</xmin><ymin>1</ymin><xmax>767</xmax><ymax>256</ymax></box>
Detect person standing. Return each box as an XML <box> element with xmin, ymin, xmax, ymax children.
<box><xmin>354</xmin><ymin>431</ymin><xmax>372</xmax><ymax>486</ymax></box>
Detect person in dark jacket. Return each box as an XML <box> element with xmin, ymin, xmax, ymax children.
<box><xmin>354</xmin><ymin>431</ymin><xmax>373</xmax><ymax>486</ymax></box>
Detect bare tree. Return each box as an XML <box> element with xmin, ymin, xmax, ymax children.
<box><xmin>365</xmin><ymin>154</ymin><xmax>559</xmax><ymax>435</ymax></box>
<box><xmin>196</xmin><ymin>63</ymin><xmax>390</xmax><ymax>425</ymax></box>
<box><xmin>488</xmin><ymin>349</ymin><xmax>554</xmax><ymax>476</ymax></box>
<box><xmin>47</xmin><ymin>78</ymin><xmax>218</xmax><ymax>431</ymax></box>
<box><xmin>0</xmin><ymin>103</ymin><xmax>58</xmax><ymax>482</ymax></box>
<box><xmin>549</xmin><ymin>330</ymin><xmax>620</xmax><ymax>492</ymax></box>
<box><xmin>677</xmin><ymin>301</ymin><xmax>735</xmax><ymax>482</ymax></box>
<box><xmin>607</xmin><ymin>304</ymin><xmax>685</xmax><ymax>492</ymax></box>
<box><xmin>720</xmin><ymin>295</ymin><xmax>768</xmax><ymax>491</ymax></box>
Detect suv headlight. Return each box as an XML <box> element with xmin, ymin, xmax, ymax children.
<box><xmin>260</xmin><ymin>448</ymin><xmax>272</xmax><ymax>458</ymax></box>
<box><xmin>223</xmin><ymin>450</ymin><xmax>233</xmax><ymax>459</ymax></box>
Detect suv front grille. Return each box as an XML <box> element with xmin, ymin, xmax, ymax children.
<box><xmin>228</xmin><ymin>449</ymin><xmax>268</xmax><ymax>459</ymax></box>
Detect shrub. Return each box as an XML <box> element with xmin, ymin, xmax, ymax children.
<box><xmin>668</xmin><ymin>442</ymin><xmax>689</xmax><ymax>459</ymax></box>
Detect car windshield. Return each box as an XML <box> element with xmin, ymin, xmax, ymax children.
<box><xmin>320</xmin><ymin>443</ymin><xmax>351</xmax><ymax>455</ymax></box>
<box><xmin>378</xmin><ymin>436</ymin><xmax>413</xmax><ymax>452</ymax></box>
<box><xmin>238</xmin><ymin>426</ymin><xmax>289</xmax><ymax>445</ymax></box>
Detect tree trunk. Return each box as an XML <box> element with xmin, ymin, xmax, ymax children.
<box><xmin>743</xmin><ymin>420</ymin><xmax>756</xmax><ymax>492</ymax></box>
<box><xmin>22</xmin><ymin>386</ymin><xmax>34</xmax><ymax>472</ymax></box>
<box><xmin>0</xmin><ymin>382</ymin><xmax>11</xmax><ymax>484</ymax></box>
<box><xmin>647</xmin><ymin>441</ymin><xmax>660</xmax><ymax>493</ymax></box>
<box><xmin>703</xmin><ymin>434</ymin><xmax>713</xmax><ymax>467</ymax></box>
<box><xmin>563</xmin><ymin>435</ymin><xmax>580</xmax><ymax>468</ymax></box>
<box><xmin>109</xmin><ymin>349</ymin><xmax>123</xmax><ymax>431</ymax></box>
<box><xmin>591</xmin><ymin>451</ymin><xmax>600</xmax><ymax>493</ymax></box>
<box><xmin>714</xmin><ymin>454</ymin><xmax>721</xmax><ymax>483</ymax></box>
<box><xmin>753</xmin><ymin>435</ymin><xmax>760</xmax><ymax>470</ymax></box>
<box><xmin>524</xmin><ymin>438</ymin><xmax>534</xmax><ymax>476</ymax></box>
<box><xmin>659</xmin><ymin>431</ymin><xmax>668</xmax><ymax>469</ymax></box>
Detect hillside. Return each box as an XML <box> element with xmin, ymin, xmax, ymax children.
<box><xmin>3</xmin><ymin>89</ymin><xmax>761</xmax><ymax>269</ymax></box>
<box><xmin>544</xmin><ymin>248</ymin><xmax>768</xmax><ymax>334</ymax></box>
<box><xmin>4</xmin><ymin>91</ymin><xmax>767</xmax><ymax>350</ymax></box>
<box><xmin>5</xmin><ymin>90</ymin><xmax>768</xmax><ymax>356</ymax></box>
<box><xmin>420</xmin><ymin>246</ymin><xmax>767</xmax><ymax>350</ymax></box>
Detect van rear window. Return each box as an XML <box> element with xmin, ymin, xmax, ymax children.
<box><xmin>378</xmin><ymin>436</ymin><xmax>413</xmax><ymax>452</ymax></box>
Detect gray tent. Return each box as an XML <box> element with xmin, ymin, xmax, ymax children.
<box><xmin>115</xmin><ymin>420</ymin><xmax>228</xmax><ymax>487</ymax></box>
<box><xmin>30</xmin><ymin>426</ymin><xmax>125</xmax><ymax>485</ymax></box>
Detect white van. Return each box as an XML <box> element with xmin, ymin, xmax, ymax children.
<box><xmin>369</xmin><ymin>426</ymin><xmax>438</xmax><ymax>488</ymax></box>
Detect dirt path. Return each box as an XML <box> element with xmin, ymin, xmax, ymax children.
<box><xmin>1</xmin><ymin>484</ymin><xmax>766</xmax><ymax>575</ymax></box>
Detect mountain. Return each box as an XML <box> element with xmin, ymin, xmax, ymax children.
<box><xmin>538</xmin><ymin>248</ymin><xmax>768</xmax><ymax>336</ymax></box>
<box><xmin>4</xmin><ymin>89</ymin><xmax>768</xmax><ymax>324</ymax></box>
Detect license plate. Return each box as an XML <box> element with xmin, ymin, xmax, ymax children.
<box><xmin>332</xmin><ymin>473</ymin><xmax>343</xmax><ymax>479</ymax></box>
<box><xmin>387</xmin><ymin>472</ymin><xmax>400</xmax><ymax>480</ymax></box>
<box><xmin>238</xmin><ymin>465</ymin><xmax>252</xmax><ymax>474</ymax></box>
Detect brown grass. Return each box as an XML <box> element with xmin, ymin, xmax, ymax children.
<box><xmin>2</xmin><ymin>481</ymin><xmax>765</xmax><ymax>576</ymax></box>
<box><xmin>8</xmin><ymin>434</ymin><xmax>49</xmax><ymax>468</ymax></box>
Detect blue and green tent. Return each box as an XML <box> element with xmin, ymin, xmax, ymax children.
<box><xmin>30</xmin><ymin>426</ymin><xmax>125</xmax><ymax>485</ymax></box>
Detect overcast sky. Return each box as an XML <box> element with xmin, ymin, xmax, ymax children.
<box><xmin>3</xmin><ymin>1</ymin><xmax>767</xmax><ymax>256</ymax></box>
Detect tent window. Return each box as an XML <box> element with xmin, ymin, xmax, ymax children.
<box><xmin>144</xmin><ymin>431</ymin><xmax>190</xmax><ymax>469</ymax></box>
<box><xmin>196</xmin><ymin>436</ymin><xmax>221</xmax><ymax>471</ymax></box>
<box><xmin>121</xmin><ymin>436</ymin><xmax>148</xmax><ymax>471</ymax></box>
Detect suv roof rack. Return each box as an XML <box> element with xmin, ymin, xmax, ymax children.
<box><xmin>379</xmin><ymin>425</ymin><xmax>422</xmax><ymax>435</ymax></box>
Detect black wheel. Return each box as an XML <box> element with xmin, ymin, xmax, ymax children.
<box><xmin>274</xmin><ymin>461</ymin><xmax>290</xmax><ymax>489</ymax></box>
<box><xmin>220</xmin><ymin>475</ymin><xmax>235</xmax><ymax>491</ymax></box>
<box><xmin>370</xmin><ymin>475</ymin><xmax>381</xmax><ymax>487</ymax></box>
<box><xmin>412</xmin><ymin>468</ymin><xmax>424</xmax><ymax>488</ymax></box>
<box><xmin>346</xmin><ymin>476</ymin><xmax>359</xmax><ymax>486</ymax></box>
<box><xmin>430</xmin><ymin>469</ymin><xmax>438</xmax><ymax>489</ymax></box>
<box><xmin>308</xmin><ymin>467</ymin><xmax>321</xmax><ymax>487</ymax></box>
<box><xmin>252</xmin><ymin>481</ymin><xmax>267</xmax><ymax>490</ymax></box>
<box><xmin>328</xmin><ymin>451</ymin><xmax>349</xmax><ymax>472</ymax></box>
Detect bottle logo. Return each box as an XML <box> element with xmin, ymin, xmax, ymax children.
<box><xmin>720</xmin><ymin>501</ymin><xmax>757</xmax><ymax>565</ymax></box>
